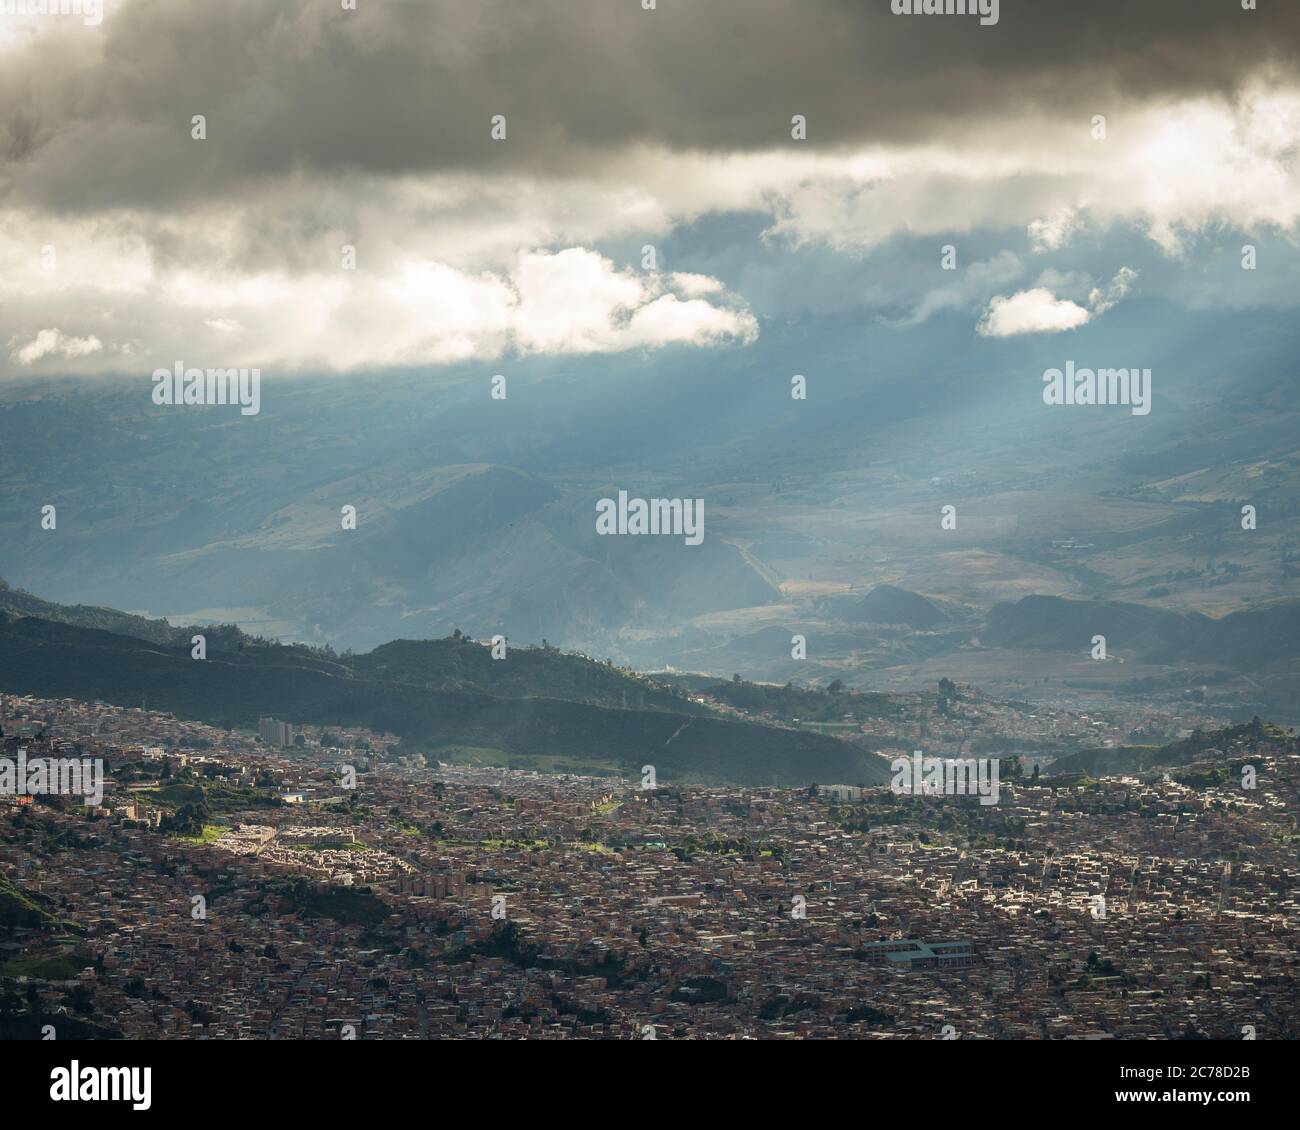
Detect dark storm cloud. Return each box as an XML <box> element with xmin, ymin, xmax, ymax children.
<box><xmin>1</xmin><ymin>0</ymin><xmax>1297</xmax><ymax>210</ymax></box>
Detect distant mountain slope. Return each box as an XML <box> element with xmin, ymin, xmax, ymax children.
<box><xmin>845</xmin><ymin>585</ymin><xmax>948</xmax><ymax>628</ymax></box>
<box><xmin>0</xmin><ymin>577</ymin><xmax>197</xmax><ymax>647</ymax></box>
<box><xmin>1047</xmin><ymin>718</ymin><xmax>1294</xmax><ymax>777</ymax></box>
<box><xmin>3</xmin><ymin>336</ymin><xmax>1299</xmax><ymax>663</ymax></box>
<box><xmin>1196</xmin><ymin>601</ymin><xmax>1300</xmax><ymax>672</ymax></box>
<box><xmin>697</xmin><ymin>676</ymin><xmax>905</xmax><ymax>723</ymax></box>
<box><xmin>983</xmin><ymin>595</ymin><xmax>1203</xmax><ymax>654</ymax></box>
<box><xmin>0</xmin><ymin>614</ymin><xmax>887</xmax><ymax>787</ymax></box>
<box><xmin>0</xmin><ymin>423</ymin><xmax>783</xmax><ymax>652</ymax></box>
<box><xmin>238</xmin><ymin>461</ymin><xmax>780</xmax><ymax>650</ymax></box>
<box><xmin>983</xmin><ymin>595</ymin><xmax>1300</xmax><ymax>671</ymax></box>
<box><xmin>353</xmin><ymin>637</ymin><xmax>699</xmax><ymax>712</ymax></box>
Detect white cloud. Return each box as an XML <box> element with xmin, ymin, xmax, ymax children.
<box><xmin>204</xmin><ymin>318</ymin><xmax>243</xmax><ymax>333</ymax></box>
<box><xmin>670</xmin><ymin>272</ymin><xmax>725</xmax><ymax>298</ymax></box>
<box><xmin>766</xmin><ymin>86</ymin><xmax>1300</xmax><ymax>256</ymax></box>
<box><xmin>1</xmin><ymin>80</ymin><xmax>1298</xmax><ymax>375</ymax></box>
<box><xmin>977</xmin><ymin>264</ymin><xmax>1138</xmax><ymax>337</ymax></box>
<box><xmin>976</xmin><ymin>289</ymin><xmax>1091</xmax><ymax>337</ymax></box>
<box><xmin>11</xmin><ymin>328</ymin><xmax>104</xmax><ymax>365</ymax></box>
<box><xmin>0</xmin><ymin>243</ymin><xmax>754</xmax><ymax>373</ymax></box>
<box><xmin>626</xmin><ymin>294</ymin><xmax>758</xmax><ymax>349</ymax></box>
<box><xmin>1088</xmin><ymin>266</ymin><xmax>1138</xmax><ymax>315</ymax></box>
<box><xmin>1028</xmin><ymin>207</ymin><xmax>1079</xmax><ymax>253</ymax></box>
<box><xmin>906</xmin><ymin>250</ymin><xmax>1023</xmax><ymax>326</ymax></box>
<box><xmin>510</xmin><ymin>250</ymin><xmax>756</xmax><ymax>355</ymax></box>
<box><xmin>511</xmin><ymin>248</ymin><xmax>647</xmax><ymax>354</ymax></box>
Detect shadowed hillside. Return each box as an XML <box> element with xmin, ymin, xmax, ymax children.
<box><xmin>0</xmin><ymin>613</ymin><xmax>888</xmax><ymax>787</ymax></box>
<box><xmin>844</xmin><ymin>585</ymin><xmax>948</xmax><ymax>629</ymax></box>
<box><xmin>984</xmin><ymin>594</ymin><xmax>1300</xmax><ymax>670</ymax></box>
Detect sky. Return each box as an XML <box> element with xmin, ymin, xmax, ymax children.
<box><xmin>1</xmin><ymin>0</ymin><xmax>1299</xmax><ymax>377</ymax></box>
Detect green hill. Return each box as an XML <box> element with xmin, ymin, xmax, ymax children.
<box><xmin>0</xmin><ymin>872</ymin><xmax>64</xmax><ymax>932</ymax></box>
<box><xmin>353</xmin><ymin>636</ymin><xmax>699</xmax><ymax>713</ymax></box>
<box><xmin>0</xmin><ymin>612</ymin><xmax>888</xmax><ymax>787</ymax></box>
<box><xmin>0</xmin><ymin>577</ymin><xmax>200</xmax><ymax>647</ymax></box>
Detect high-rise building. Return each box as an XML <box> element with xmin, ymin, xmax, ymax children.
<box><xmin>258</xmin><ymin>717</ymin><xmax>294</xmax><ymax>746</ymax></box>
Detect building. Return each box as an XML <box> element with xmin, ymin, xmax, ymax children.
<box><xmin>856</xmin><ymin>939</ymin><xmax>980</xmax><ymax>971</ymax></box>
<box><xmin>258</xmin><ymin>718</ymin><xmax>294</xmax><ymax>747</ymax></box>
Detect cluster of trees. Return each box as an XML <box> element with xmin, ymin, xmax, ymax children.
<box><xmin>158</xmin><ymin>800</ymin><xmax>208</xmax><ymax>837</ymax></box>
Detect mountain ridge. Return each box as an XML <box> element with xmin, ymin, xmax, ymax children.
<box><xmin>0</xmin><ymin>609</ymin><xmax>889</xmax><ymax>787</ymax></box>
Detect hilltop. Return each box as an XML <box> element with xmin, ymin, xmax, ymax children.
<box><xmin>842</xmin><ymin>585</ymin><xmax>949</xmax><ymax>629</ymax></box>
<box><xmin>1046</xmin><ymin>717</ymin><xmax>1298</xmax><ymax>777</ymax></box>
<box><xmin>0</xmin><ymin>609</ymin><xmax>888</xmax><ymax>788</ymax></box>
<box><xmin>0</xmin><ymin>576</ymin><xmax>197</xmax><ymax>648</ymax></box>
<box><xmin>983</xmin><ymin>593</ymin><xmax>1300</xmax><ymax>673</ymax></box>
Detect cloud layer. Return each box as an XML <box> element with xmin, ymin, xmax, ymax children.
<box><xmin>1</xmin><ymin>1</ymin><xmax>1298</xmax><ymax>373</ymax></box>
<box><xmin>5</xmin><ymin>0</ymin><xmax>1297</xmax><ymax>206</ymax></box>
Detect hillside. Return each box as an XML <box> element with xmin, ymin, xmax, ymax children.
<box><xmin>1047</xmin><ymin>718</ymin><xmax>1296</xmax><ymax>777</ymax></box>
<box><xmin>844</xmin><ymin>585</ymin><xmax>948</xmax><ymax>629</ymax></box>
<box><xmin>0</xmin><ymin>577</ymin><xmax>195</xmax><ymax>648</ymax></box>
<box><xmin>0</xmin><ymin>613</ymin><xmax>888</xmax><ymax>787</ymax></box>
<box><xmin>983</xmin><ymin>595</ymin><xmax>1204</xmax><ymax>655</ymax></box>
<box><xmin>1</xmin><ymin>329</ymin><xmax>1298</xmax><ymax>671</ymax></box>
<box><xmin>352</xmin><ymin>637</ymin><xmax>701</xmax><ymax>713</ymax></box>
<box><xmin>696</xmin><ymin>676</ymin><xmax>906</xmax><ymax>724</ymax></box>
<box><xmin>983</xmin><ymin>594</ymin><xmax>1300</xmax><ymax>669</ymax></box>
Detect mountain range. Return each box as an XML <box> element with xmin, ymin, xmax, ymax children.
<box><xmin>0</xmin><ymin>594</ymin><xmax>890</xmax><ymax>788</ymax></box>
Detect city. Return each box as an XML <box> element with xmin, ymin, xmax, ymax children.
<box><xmin>4</xmin><ymin>692</ymin><xmax>1296</xmax><ymax>1040</ymax></box>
